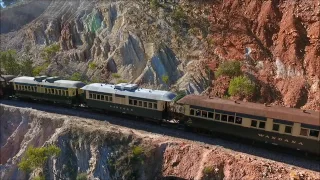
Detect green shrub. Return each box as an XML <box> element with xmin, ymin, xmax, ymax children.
<box><xmin>215</xmin><ymin>61</ymin><xmax>242</xmax><ymax>78</ymax></box>
<box><xmin>89</xmin><ymin>62</ymin><xmax>97</xmax><ymax>70</ymax></box>
<box><xmin>228</xmin><ymin>76</ymin><xmax>256</xmax><ymax>98</ymax></box>
<box><xmin>33</xmin><ymin>176</ymin><xmax>45</xmax><ymax>180</ymax></box>
<box><xmin>132</xmin><ymin>146</ymin><xmax>143</xmax><ymax>157</ymax></box>
<box><xmin>203</xmin><ymin>166</ymin><xmax>214</xmax><ymax>175</ymax></box>
<box><xmin>41</xmin><ymin>44</ymin><xmax>60</xmax><ymax>62</ymax></box>
<box><xmin>150</xmin><ymin>0</ymin><xmax>160</xmax><ymax>10</ymax></box>
<box><xmin>117</xmin><ymin>79</ymin><xmax>127</xmax><ymax>84</ymax></box>
<box><xmin>32</xmin><ymin>62</ymin><xmax>49</xmax><ymax>76</ymax></box>
<box><xmin>173</xmin><ymin>90</ymin><xmax>186</xmax><ymax>102</ymax></box>
<box><xmin>161</xmin><ymin>75</ymin><xmax>169</xmax><ymax>84</ymax></box>
<box><xmin>18</xmin><ymin>145</ymin><xmax>61</xmax><ymax>173</ymax></box>
<box><xmin>76</xmin><ymin>173</ymin><xmax>87</xmax><ymax>180</ymax></box>
<box><xmin>112</xmin><ymin>73</ymin><xmax>121</xmax><ymax>79</ymax></box>
<box><xmin>0</xmin><ymin>50</ymin><xmax>20</xmax><ymax>75</ymax></box>
<box><xmin>70</xmin><ymin>72</ymin><xmax>83</xmax><ymax>81</ymax></box>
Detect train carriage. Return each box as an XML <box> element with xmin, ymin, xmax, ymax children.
<box><xmin>177</xmin><ymin>95</ymin><xmax>320</xmax><ymax>155</ymax></box>
<box><xmin>10</xmin><ymin>76</ymin><xmax>86</xmax><ymax>105</ymax></box>
<box><xmin>81</xmin><ymin>83</ymin><xmax>176</xmax><ymax>121</ymax></box>
<box><xmin>0</xmin><ymin>75</ymin><xmax>16</xmax><ymax>99</ymax></box>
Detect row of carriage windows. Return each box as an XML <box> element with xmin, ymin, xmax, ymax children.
<box><xmin>89</xmin><ymin>93</ymin><xmax>113</xmax><ymax>102</ymax></box>
<box><xmin>16</xmin><ymin>85</ymin><xmax>71</xmax><ymax>96</ymax></box>
<box><xmin>44</xmin><ymin>88</ymin><xmax>69</xmax><ymax>96</ymax></box>
<box><xmin>16</xmin><ymin>85</ymin><xmax>37</xmax><ymax>92</ymax></box>
<box><xmin>191</xmin><ymin>108</ymin><xmax>320</xmax><ymax>138</ymax></box>
<box><xmin>129</xmin><ymin>99</ymin><xmax>157</xmax><ymax>110</ymax></box>
<box><xmin>189</xmin><ymin>109</ymin><xmax>242</xmax><ymax>125</ymax></box>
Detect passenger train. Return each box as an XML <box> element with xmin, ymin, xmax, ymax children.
<box><xmin>1</xmin><ymin>75</ymin><xmax>319</xmax><ymax>155</ymax></box>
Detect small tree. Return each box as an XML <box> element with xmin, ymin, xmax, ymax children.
<box><xmin>173</xmin><ymin>90</ymin><xmax>186</xmax><ymax>102</ymax></box>
<box><xmin>20</xmin><ymin>57</ymin><xmax>33</xmax><ymax>76</ymax></box>
<box><xmin>41</xmin><ymin>44</ymin><xmax>60</xmax><ymax>63</ymax></box>
<box><xmin>70</xmin><ymin>72</ymin><xmax>83</xmax><ymax>81</ymax></box>
<box><xmin>18</xmin><ymin>145</ymin><xmax>61</xmax><ymax>173</ymax></box>
<box><xmin>88</xmin><ymin>62</ymin><xmax>97</xmax><ymax>70</ymax></box>
<box><xmin>76</xmin><ymin>173</ymin><xmax>87</xmax><ymax>180</ymax></box>
<box><xmin>150</xmin><ymin>0</ymin><xmax>160</xmax><ymax>10</ymax></box>
<box><xmin>228</xmin><ymin>76</ymin><xmax>256</xmax><ymax>98</ymax></box>
<box><xmin>162</xmin><ymin>75</ymin><xmax>169</xmax><ymax>88</ymax></box>
<box><xmin>0</xmin><ymin>50</ymin><xmax>20</xmax><ymax>75</ymax></box>
<box><xmin>215</xmin><ymin>61</ymin><xmax>242</xmax><ymax>78</ymax></box>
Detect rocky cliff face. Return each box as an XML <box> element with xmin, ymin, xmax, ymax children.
<box><xmin>1</xmin><ymin>104</ymin><xmax>319</xmax><ymax>180</ymax></box>
<box><xmin>0</xmin><ymin>0</ymin><xmax>207</xmax><ymax>94</ymax></box>
<box><xmin>203</xmin><ymin>0</ymin><xmax>319</xmax><ymax>110</ymax></box>
<box><xmin>0</xmin><ymin>0</ymin><xmax>319</xmax><ymax>110</ymax></box>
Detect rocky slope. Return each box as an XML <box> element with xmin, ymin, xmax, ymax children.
<box><xmin>1</xmin><ymin>104</ymin><xmax>320</xmax><ymax>180</ymax></box>
<box><xmin>0</xmin><ymin>0</ymin><xmax>319</xmax><ymax>110</ymax></box>
<box><xmin>0</xmin><ymin>0</ymin><xmax>207</xmax><ymax>93</ymax></box>
<box><xmin>201</xmin><ymin>0</ymin><xmax>319</xmax><ymax>110</ymax></box>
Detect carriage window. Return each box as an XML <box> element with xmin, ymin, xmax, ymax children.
<box><xmin>251</xmin><ymin>120</ymin><xmax>257</xmax><ymax>127</ymax></box>
<box><xmin>45</xmin><ymin>89</ymin><xmax>47</xmax><ymax>93</ymax></box>
<box><xmin>195</xmin><ymin>110</ymin><xmax>201</xmax><ymax>116</ymax></box>
<box><xmin>202</xmin><ymin>111</ymin><xmax>207</xmax><ymax>118</ymax></box>
<box><xmin>215</xmin><ymin>114</ymin><xmax>220</xmax><ymax>120</ymax></box>
<box><xmin>129</xmin><ymin>99</ymin><xmax>133</xmax><ymax>105</ymax></box>
<box><xmin>65</xmin><ymin>91</ymin><xmax>68</xmax><ymax>96</ymax></box>
<box><xmin>309</xmin><ymin>130</ymin><xmax>319</xmax><ymax>138</ymax></box>
<box><xmin>228</xmin><ymin>116</ymin><xmax>235</xmax><ymax>123</ymax></box>
<box><xmin>272</xmin><ymin>124</ymin><xmax>280</xmax><ymax>131</ymax></box>
<box><xmin>101</xmin><ymin>95</ymin><xmax>105</xmax><ymax>101</ymax></box>
<box><xmin>190</xmin><ymin>109</ymin><xmax>195</xmax><ymax>115</ymax></box>
<box><xmin>97</xmin><ymin>94</ymin><xmax>101</xmax><ymax>100</ymax></box>
<box><xmin>221</xmin><ymin>114</ymin><xmax>227</xmax><ymax>122</ymax></box>
<box><xmin>51</xmin><ymin>89</ymin><xmax>54</xmax><ymax>94</ymax></box>
<box><xmin>284</xmin><ymin>126</ymin><xmax>292</xmax><ymax>134</ymax></box>
<box><xmin>109</xmin><ymin>96</ymin><xmax>113</xmax><ymax>102</ymax></box>
<box><xmin>134</xmin><ymin>100</ymin><xmax>137</xmax><ymax>106</ymax></box>
<box><xmin>259</xmin><ymin>122</ymin><xmax>265</xmax><ymax>129</ymax></box>
<box><xmin>144</xmin><ymin>102</ymin><xmax>148</xmax><ymax>108</ymax></box>
<box><xmin>148</xmin><ymin>102</ymin><xmax>152</xmax><ymax>108</ymax></box>
<box><xmin>138</xmin><ymin>101</ymin><xmax>142</xmax><ymax>106</ymax></box>
<box><xmin>89</xmin><ymin>93</ymin><xmax>92</xmax><ymax>99</ymax></box>
<box><xmin>208</xmin><ymin>112</ymin><xmax>214</xmax><ymax>119</ymax></box>
<box><xmin>300</xmin><ymin>128</ymin><xmax>308</xmax><ymax>136</ymax></box>
<box><xmin>93</xmin><ymin>94</ymin><xmax>96</xmax><ymax>99</ymax></box>
<box><xmin>153</xmin><ymin>103</ymin><xmax>157</xmax><ymax>109</ymax></box>
<box><xmin>235</xmin><ymin>117</ymin><xmax>242</xmax><ymax>124</ymax></box>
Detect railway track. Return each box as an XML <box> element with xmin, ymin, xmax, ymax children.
<box><xmin>1</xmin><ymin>98</ymin><xmax>320</xmax><ymax>172</ymax></box>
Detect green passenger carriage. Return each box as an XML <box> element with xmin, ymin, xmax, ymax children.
<box><xmin>177</xmin><ymin>95</ymin><xmax>320</xmax><ymax>155</ymax></box>
<box><xmin>10</xmin><ymin>76</ymin><xmax>86</xmax><ymax>105</ymax></box>
<box><xmin>81</xmin><ymin>83</ymin><xmax>176</xmax><ymax>121</ymax></box>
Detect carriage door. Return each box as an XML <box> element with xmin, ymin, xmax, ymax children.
<box><xmin>115</xmin><ymin>94</ymin><xmax>126</xmax><ymax>105</ymax></box>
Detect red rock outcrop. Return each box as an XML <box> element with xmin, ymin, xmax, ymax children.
<box><xmin>203</xmin><ymin>0</ymin><xmax>319</xmax><ymax>110</ymax></box>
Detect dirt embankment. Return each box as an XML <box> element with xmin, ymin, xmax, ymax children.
<box><xmin>1</xmin><ymin>104</ymin><xmax>319</xmax><ymax>180</ymax></box>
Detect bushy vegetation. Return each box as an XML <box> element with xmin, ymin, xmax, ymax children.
<box><xmin>41</xmin><ymin>44</ymin><xmax>60</xmax><ymax>62</ymax></box>
<box><xmin>76</xmin><ymin>173</ymin><xmax>87</xmax><ymax>180</ymax></box>
<box><xmin>33</xmin><ymin>176</ymin><xmax>45</xmax><ymax>180</ymax></box>
<box><xmin>161</xmin><ymin>74</ymin><xmax>169</xmax><ymax>84</ymax></box>
<box><xmin>215</xmin><ymin>61</ymin><xmax>242</xmax><ymax>78</ymax></box>
<box><xmin>203</xmin><ymin>166</ymin><xmax>214</xmax><ymax>175</ymax></box>
<box><xmin>173</xmin><ymin>90</ymin><xmax>186</xmax><ymax>102</ymax></box>
<box><xmin>117</xmin><ymin>79</ymin><xmax>128</xmax><ymax>84</ymax></box>
<box><xmin>88</xmin><ymin>62</ymin><xmax>97</xmax><ymax>70</ymax></box>
<box><xmin>228</xmin><ymin>76</ymin><xmax>256</xmax><ymax>98</ymax></box>
<box><xmin>32</xmin><ymin>62</ymin><xmax>50</xmax><ymax>76</ymax></box>
<box><xmin>0</xmin><ymin>50</ymin><xmax>20</xmax><ymax>75</ymax></box>
<box><xmin>150</xmin><ymin>0</ymin><xmax>160</xmax><ymax>10</ymax></box>
<box><xmin>18</xmin><ymin>145</ymin><xmax>61</xmax><ymax>173</ymax></box>
<box><xmin>70</xmin><ymin>72</ymin><xmax>83</xmax><ymax>81</ymax></box>
<box><xmin>112</xmin><ymin>73</ymin><xmax>121</xmax><ymax>79</ymax></box>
